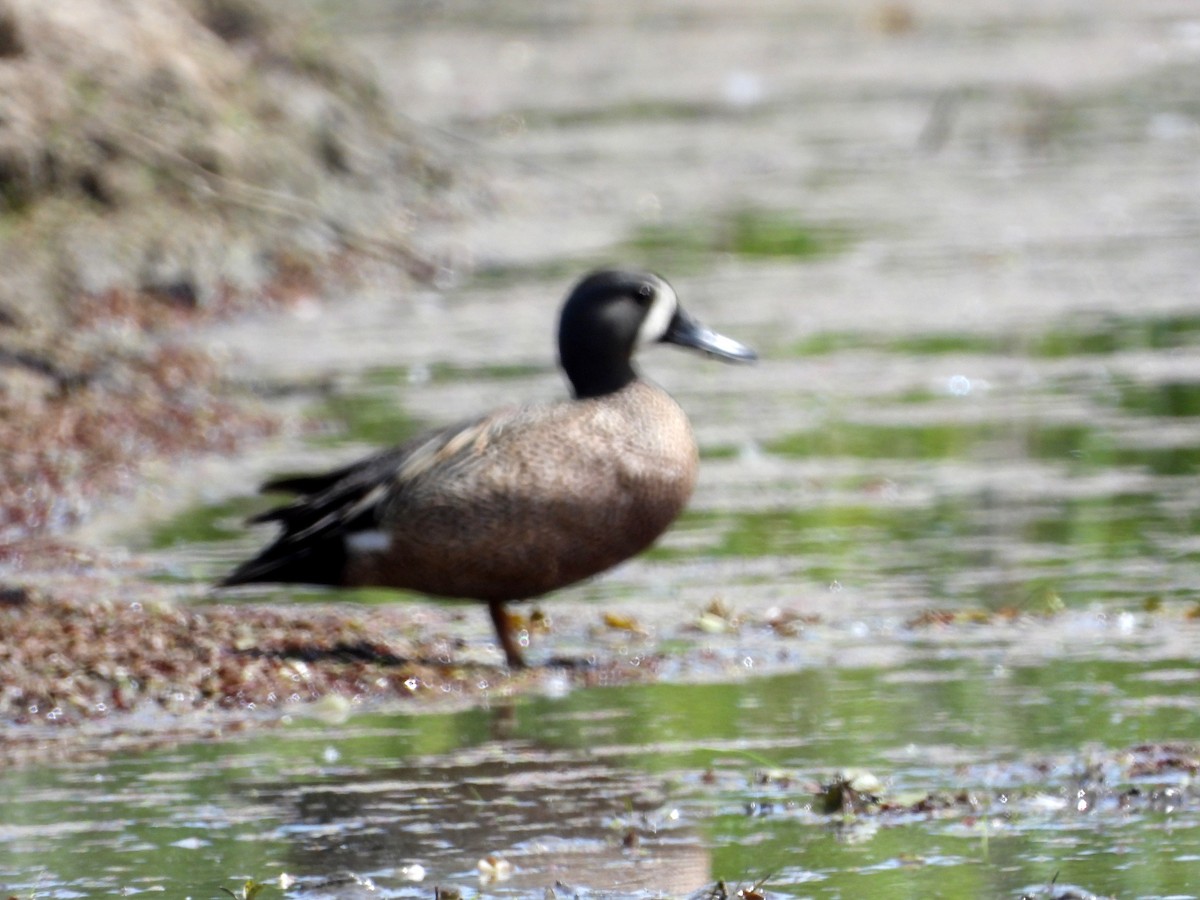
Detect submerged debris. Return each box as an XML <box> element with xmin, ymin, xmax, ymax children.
<box><xmin>691</xmin><ymin>597</ymin><xmax>742</xmax><ymax>634</ymax></box>
<box><xmin>1019</xmin><ymin>871</ymin><xmax>1113</xmax><ymax>900</ymax></box>
<box><xmin>734</xmin><ymin>744</ymin><xmax>1200</xmax><ymax>828</ymax></box>
<box><xmin>601</xmin><ymin>610</ymin><xmax>649</xmax><ymax>636</ymax></box>
<box><xmin>219</xmin><ymin>880</ymin><xmax>271</xmax><ymax>900</ymax></box>
<box><xmin>476</xmin><ymin>854</ymin><xmax>514</xmax><ymax>884</ymax></box>
<box><xmin>690</xmin><ymin>875</ymin><xmax>772</xmax><ymax>900</ymax></box>
<box><xmin>277</xmin><ymin>872</ymin><xmax>378</xmax><ymax>895</ymax></box>
<box><xmin>814</xmin><ymin>770</ymin><xmax>883</xmax><ymax>815</ymax></box>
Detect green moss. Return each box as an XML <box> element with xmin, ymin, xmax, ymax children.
<box><xmin>469</xmin><ymin>259</ymin><xmax>583</xmax><ymax>288</ymax></box>
<box><xmin>722</xmin><ymin>209</ymin><xmax>849</xmax><ymax>259</ymax></box>
<box><xmin>786</xmin><ymin>313</ymin><xmax>1200</xmax><ymax>361</ymax></box>
<box><xmin>1112</xmin><ymin>444</ymin><xmax>1200</xmax><ymax>476</ymax></box>
<box><xmin>626</xmin><ymin>208</ymin><xmax>852</xmax><ymax>270</ymax></box>
<box><xmin>431</xmin><ymin>362</ymin><xmax>546</xmax><ymax>383</ymax></box>
<box><xmin>765</xmin><ymin>419</ymin><xmax>1119</xmax><ymax>470</ymax></box>
<box><xmin>891</xmin><ymin>333</ymin><xmax>1010</xmax><ymax>355</ymax></box>
<box><xmin>313</xmin><ymin>386</ymin><xmax>424</xmax><ymax>447</ymax></box>
<box><xmin>1115</xmin><ymin>381</ymin><xmax>1200</xmax><ymax>418</ymax></box>
<box><xmin>699</xmin><ymin>444</ymin><xmax>740</xmax><ymax>460</ymax></box>
<box><xmin>788</xmin><ymin>331</ymin><xmax>869</xmax><ymax>356</ymax></box>
<box><xmin>499</xmin><ymin>98</ymin><xmax>736</xmax><ymax>130</ymax></box>
<box><xmin>769</xmin><ymin>421</ymin><xmax>966</xmax><ymax>461</ymax></box>
<box><xmin>1023</xmin><ymin>493</ymin><xmax>1164</xmax><ymax>555</ymax></box>
<box><xmin>1031</xmin><ymin>314</ymin><xmax>1200</xmax><ymax>357</ymax></box>
<box><xmin>893</xmin><ymin>387</ymin><xmax>942</xmax><ymax>404</ymax></box>
<box><xmin>145</xmin><ymin>495</ymin><xmax>265</xmax><ymax>550</ymax></box>
<box><xmin>361</xmin><ymin>362</ymin><xmax>545</xmax><ymax>389</ymax></box>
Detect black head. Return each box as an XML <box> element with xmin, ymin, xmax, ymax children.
<box><xmin>557</xmin><ymin>269</ymin><xmax>756</xmax><ymax>399</ymax></box>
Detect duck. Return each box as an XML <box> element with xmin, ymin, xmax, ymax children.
<box><xmin>220</xmin><ymin>269</ymin><xmax>756</xmax><ymax>667</ymax></box>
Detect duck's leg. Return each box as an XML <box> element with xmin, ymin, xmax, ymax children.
<box><xmin>487</xmin><ymin>600</ymin><xmax>527</xmax><ymax>669</ymax></box>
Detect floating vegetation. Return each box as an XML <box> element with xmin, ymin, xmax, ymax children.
<box><xmin>220</xmin><ymin>880</ymin><xmax>273</xmax><ymax>900</ymax></box>
<box><xmin>602</xmin><ymin>610</ymin><xmax>650</xmax><ymax>636</ymax></box>
<box><xmin>761</xmin><ymin>415</ymin><xmax>1200</xmax><ymax>475</ymax></box>
<box><xmin>144</xmin><ymin>495</ymin><xmax>264</xmax><ymax>550</ymax></box>
<box><xmin>690</xmin><ymin>875</ymin><xmax>773</xmax><ymax>900</ymax></box>
<box><xmin>1114</xmin><ymin>380</ymin><xmax>1200</xmax><ymax>418</ymax></box>
<box><xmin>765</xmin><ymin>420</ymin><xmax>1107</xmax><ymax>464</ymax></box>
<box><xmin>787</xmin><ymin>312</ymin><xmax>1200</xmax><ymax>360</ymax></box>
<box><xmin>691</xmin><ymin>598</ymin><xmax>743</xmax><ymax>634</ymax></box>
<box><xmin>361</xmin><ymin>361</ymin><xmax>547</xmax><ymax>388</ymax></box>
<box><xmin>813</xmin><ymin>770</ymin><xmax>884</xmax><ymax>816</ymax></box>
<box><xmin>311</xmin><ymin>383</ymin><xmax>424</xmax><ymax>447</ymax></box>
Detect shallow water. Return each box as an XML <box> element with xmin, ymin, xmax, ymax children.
<box><xmin>3</xmin><ymin>660</ymin><xmax>1200</xmax><ymax>898</ymax></box>
<box><xmin>11</xmin><ymin>0</ymin><xmax>1200</xmax><ymax>897</ymax></box>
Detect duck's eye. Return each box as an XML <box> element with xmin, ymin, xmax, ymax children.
<box><xmin>636</xmin><ymin>284</ymin><xmax>655</xmax><ymax>305</ymax></box>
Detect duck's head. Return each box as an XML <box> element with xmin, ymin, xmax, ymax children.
<box><xmin>558</xmin><ymin>269</ymin><xmax>757</xmax><ymax>399</ymax></box>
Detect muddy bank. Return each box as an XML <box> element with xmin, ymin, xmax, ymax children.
<box><xmin>0</xmin><ymin>541</ymin><xmax>681</xmax><ymax>766</ymax></box>
<box><xmin>0</xmin><ymin>0</ymin><xmax>488</xmax><ymax>758</ymax></box>
<box><xmin>0</xmin><ymin>0</ymin><xmax>459</xmax><ymax>542</ymax></box>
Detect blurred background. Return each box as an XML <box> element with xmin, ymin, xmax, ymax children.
<box><xmin>2</xmin><ymin>1</ymin><xmax>1200</xmax><ymax>898</ymax></box>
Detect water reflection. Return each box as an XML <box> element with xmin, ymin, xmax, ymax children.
<box><xmin>255</xmin><ymin>738</ymin><xmax>710</xmax><ymax>893</ymax></box>
<box><xmin>2</xmin><ymin>663</ymin><xmax>1199</xmax><ymax>897</ymax></box>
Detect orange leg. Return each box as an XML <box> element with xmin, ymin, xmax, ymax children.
<box><xmin>488</xmin><ymin>600</ymin><xmax>527</xmax><ymax>669</ymax></box>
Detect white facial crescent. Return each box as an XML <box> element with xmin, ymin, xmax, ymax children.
<box><xmin>635</xmin><ymin>276</ymin><xmax>677</xmax><ymax>346</ymax></box>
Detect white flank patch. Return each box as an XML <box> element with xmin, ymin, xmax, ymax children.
<box><xmin>635</xmin><ymin>276</ymin><xmax>677</xmax><ymax>345</ymax></box>
<box><xmin>346</xmin><ymin>529</ymin><xmax>391</xmax><ymax>554</ymax></box>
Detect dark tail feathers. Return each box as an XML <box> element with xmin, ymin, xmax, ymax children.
<box><xmin>220</xmin><ymin>536</ymin><xmax>347</xmax><ymax>588</ymax></box>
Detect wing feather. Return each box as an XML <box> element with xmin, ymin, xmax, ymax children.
<box><xmin>220</xmin><ymin>410</ymin><xmax>505</xmax><ymax>586</ymax></box>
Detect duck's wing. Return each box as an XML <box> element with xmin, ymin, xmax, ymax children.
<box><xmin>220</xmin><ymin>411</ymin><xmax>502</xmax><ymax>587</ymax></box>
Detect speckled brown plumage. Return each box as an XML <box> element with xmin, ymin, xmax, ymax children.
<box><xmin>347</xmin><ymin>381</ymin><xmax>697</xmax><ymax>600</ymax></box>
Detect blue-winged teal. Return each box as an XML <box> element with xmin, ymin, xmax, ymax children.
<box><xmin>221</xmin><ymin>269</ymin><xmax>756</xmax><ymax>667</ymax></box>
